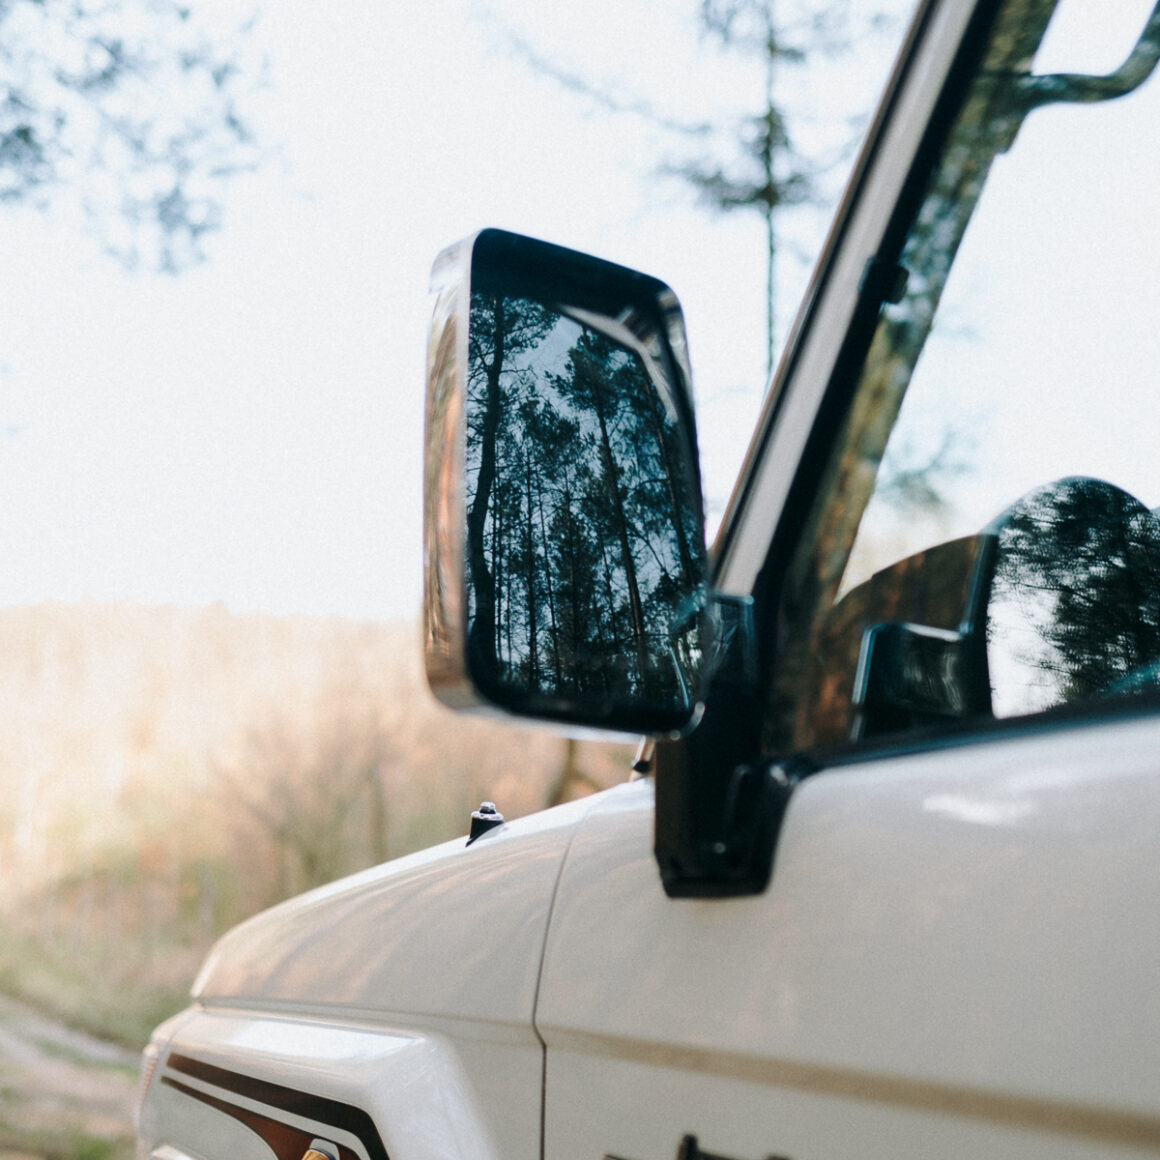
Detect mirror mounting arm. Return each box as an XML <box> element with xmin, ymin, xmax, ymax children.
<box><xmin>653</xmin><ymin>593</ymin><xmax>796</xmax><ymax>898</ymax></box>
<box><xmin>654</xmin><ymin>703</ymin><xmax>807</xmax><ymax>898</ymax></box>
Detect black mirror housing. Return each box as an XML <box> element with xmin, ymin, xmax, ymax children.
<box><xmin>423</xmin><ymin>229</ymin><xmax>709</xmax><ymax>736</ymax></box>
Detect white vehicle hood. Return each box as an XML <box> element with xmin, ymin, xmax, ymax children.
<box><xmin>192</xmin><ymin>791</ymin><xmax>600</xmax><ymax>1025</ymax></box>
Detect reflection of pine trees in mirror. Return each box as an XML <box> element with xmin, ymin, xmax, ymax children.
<box><xmin>988</xmin><ymin>478</ymin><xmax>1160</xmax><ymax>715</ymax></box>
<box><xmin>465</xmin><ymin>292</ymin><xmax>702</xmax><ymax>709</ymax></box>
<box><xmin>466</xmin><ymin>293</ymin><xmax>555</xmax><ymax>687</ymax></box>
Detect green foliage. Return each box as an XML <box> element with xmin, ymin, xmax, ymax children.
<box><xmin>0</xmin><ymin>1115</ymin><xmax>134</xmax><ymax>1160</ymax></box>
<box><xmin>0</xmin><ymin>1123</ymin><xmax>131</xmax><ymax>1160</ymax></box>
<box><xmin>0</xmin><ymin>921</ymin><xmax>188</xmax><ymax>1048</ymax></box>
<box><xmin>69</xmin><ymin>1135</ymin><xmax>124</xmax><ymax>1160</ymax></box>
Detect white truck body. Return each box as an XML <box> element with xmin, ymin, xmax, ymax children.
<box><xmin>135</xmin><ymin>0</ymin><xmax>1160</xmax><ymax>1157</ymax></box>
<box><xmin>136</xmin><ymin>718</ymin><xmax>1160</xmax><ymax>1159</ymax></box>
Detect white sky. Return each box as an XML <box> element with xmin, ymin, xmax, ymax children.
<box><xmin>0</xmin><ymin>0</ymin><xmax>909</xmax><ymax>621</ymax></box>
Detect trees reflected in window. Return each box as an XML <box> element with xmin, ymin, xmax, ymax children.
<box><xmin>988</xmin><ymin>478</ymin><xmax>1160</xmax><ymax>716</ymax></box>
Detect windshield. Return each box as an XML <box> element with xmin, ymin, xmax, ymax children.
<box><xmin>765</xmin><ymin>0</ymin><xmax>1160</xmax><ymax>752</ymax></box>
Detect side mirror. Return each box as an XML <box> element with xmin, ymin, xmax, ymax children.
<box><xmin>987</xmin><ymin>477</ymin><xmax>1160</xmax><ymax>716</ymax></box>
<box><xmin>423</xmin><ymin>229</ymin><xmax>709</xmax><ymax>735</ymax></box>
<box><xmin>814</xmin><ymin>476</ymin><xmax>1160</xmax><ymax>743</ymax></box>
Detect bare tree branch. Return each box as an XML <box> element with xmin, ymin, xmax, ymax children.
<box><xmin>0</xmin><ymin>0</ymin><xmax>265</xmax><ymax>272</ymax></box>
<box><xmin>498</xmin><ymin>22</ymin><xmax>714</xmax><ymax>137</ymax></box>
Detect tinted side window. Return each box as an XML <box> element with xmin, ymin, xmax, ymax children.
<box><xmin>765</xmin><ymin>0</ymin><xmax>1160</xmax><ymax>753</ymax></box>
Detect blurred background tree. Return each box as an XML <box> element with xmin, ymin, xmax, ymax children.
<box><xmin>674</xmin><ymin>0</ymin><xmax>862</xmax><ymax>376</ymax></box>
<box><xmin>498</xmin><ymin>0</ymin><xmax>895</xmax><ymax>378</ymax></box>
<box><xmin>0</xmin><ymin>0</ymin><xmax>263</xmax><ymax>271</ymax></box>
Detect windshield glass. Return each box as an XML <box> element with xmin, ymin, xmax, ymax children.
<box><xmin>766</xmin><ymin>0</ymin><xmax>1160</xmax><ymax>752</ymax></box>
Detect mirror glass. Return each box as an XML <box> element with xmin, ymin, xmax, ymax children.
<box><xmin>463</xmin><ymin>281</ymin><xmax>706</xmax><ymax>726</ymax></box>
<box><xmin>987</xmin><ymin>477</ymin><xmax>1160</xmax><ymax>716</ymax></box>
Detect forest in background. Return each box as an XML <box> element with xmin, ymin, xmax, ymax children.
<box><xmin>0</xmin><ymin>602</ymin><xmax>632</xmax><ymax>1045</ymax></box>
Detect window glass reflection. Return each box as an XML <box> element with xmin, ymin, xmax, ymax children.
<box><xmin>768</xmin><ymin>0</ymin><xmax>1160</xmax><ymax>750</ymax></box>
<box><xmin>988</xmin><ymin>478</ymin><xmax>1160</xmax><ymax>716</ymax></box>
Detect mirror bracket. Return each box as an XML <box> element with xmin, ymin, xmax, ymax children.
<box><xmin>655</xmin><ymin>724</ymin><xmax>809</xmax><ymax>898</ymax></box>
<box><xmin>653</xmin><ymin>592</ymin><xmax>797</xmax><ymax>898</ymax></box>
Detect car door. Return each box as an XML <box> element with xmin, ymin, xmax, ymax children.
<box><xmin>537</xmin><ymin>721</ymin><xmax>1160</xmax><ymax>1160</ymax></box>
<box><xmin>537</xmin><ymin>0</ymin><xmax>1160</xmax><ymax>1155</ymax></box>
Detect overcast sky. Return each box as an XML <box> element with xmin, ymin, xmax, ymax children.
<box><xmin>0</xmin><ymin>0</ymin><xmax>909</xmax><ymax>621</ymax></box>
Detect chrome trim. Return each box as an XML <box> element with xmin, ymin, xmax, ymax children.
<box><xmin>422</xmin><ymin>232</ymin><xmax>476</xmax><ymax>708</ymax></box>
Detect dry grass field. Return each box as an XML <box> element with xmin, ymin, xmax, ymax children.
<box><xmin>0</xmin><ymin>602</ymin><xmax>632</xmax><ymax>1048</ymax></box>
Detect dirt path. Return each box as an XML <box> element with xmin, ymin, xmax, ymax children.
<box><xmin>0</xmin><ymin>993</ymin><xmax>138</xmax><ymax>1160</ymax></box>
